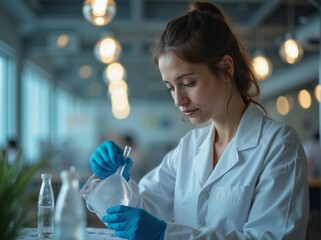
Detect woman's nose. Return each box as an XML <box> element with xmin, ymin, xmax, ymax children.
<box><xmin>173</xmin><ymin>89</ymin><xmax>188</xmax><ymax>107</ymax></box>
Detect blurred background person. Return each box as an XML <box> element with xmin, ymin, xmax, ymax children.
<box><xmin>5</xmin><ymin>138</ymin><xmax>18</xmax><ymax>166</ymax></box>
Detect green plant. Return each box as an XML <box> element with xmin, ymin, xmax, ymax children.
<box><xmin>0</xmin><ymin>149</ymin><xmax>46</xmax><ymax>240</ymax></box>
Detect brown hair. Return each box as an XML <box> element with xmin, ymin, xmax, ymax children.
<box><xmin>152</xmin><ymin>1</ymin><xmax>265</xmax><ymax>112</ymax></box>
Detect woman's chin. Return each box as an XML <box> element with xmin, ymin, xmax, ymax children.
<box><xmin>190</xmin><ymin>117</ymin><xmax>212</xmax><ymax>126</ymax></box>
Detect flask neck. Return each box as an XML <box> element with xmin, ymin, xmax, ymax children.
<box><xmin>61</xmin><ymin>172</ymin><xmax>79</xmax><ymax>190</ymax></box>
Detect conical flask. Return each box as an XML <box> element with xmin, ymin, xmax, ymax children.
<box><xmin>80</xmin><ymin>146</ymin><xmax>132</xmax><ymax>221</ymax></box>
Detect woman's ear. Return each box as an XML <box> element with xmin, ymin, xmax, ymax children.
<box><xmin>221</xmin><ymin>55</ymin><xmax>234</xmax><ymax>80</ymax></box>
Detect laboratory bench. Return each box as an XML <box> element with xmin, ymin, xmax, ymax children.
<box><xmin>16</xmin><ymin>228</ymin><xmax>124</xmax><ymax>240</ymax></box>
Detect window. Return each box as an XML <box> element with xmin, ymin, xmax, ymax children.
<box><xmin>54</xmin><ymin>85</ymin><xmax>96</xmax><ymax>162</ymax></box>
<box><xmin>0</xmin><ymin>41</ymin><xmax>16</xmax><ymax>148</ymax></box>
<box><xmin>55</xmin><ymin>86</ymin><xmax>73</xmax><ymax>142</ymax></box>
<box><xmin>22</xmin><ymin>62</ymin><xmax>51</xmax><ymax>163</ymax></box>
<box><xmin>54</xmin><ymin>86</ymin><xmax>92</xmax><ymax>141</ymax></box>
<box><xmin>0</xmin><ymin>54</ymin><xmax>4</xmax><ymax>146</ymax></box>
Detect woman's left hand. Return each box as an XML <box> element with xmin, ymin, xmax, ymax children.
<box><xmin>103</xmin><ymin>205</ymin><xmax>167</xmax><ymax>240</ymax></box>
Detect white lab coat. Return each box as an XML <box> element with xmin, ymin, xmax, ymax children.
<box><xmin>130</xmin><ymin>103</ymin><xmax>309</xmax><ymax>239</ymax></box>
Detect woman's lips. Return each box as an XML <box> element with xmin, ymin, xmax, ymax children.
<box><xmin>183</xmin><ymin>108</ymin><xmax>198</xmax><ymax>117</ymax></box>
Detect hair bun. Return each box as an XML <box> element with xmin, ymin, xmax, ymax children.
<box><xmin>190</xmin><ymin>1</ymin><xmax>226</xmax><ymax>23</ymax></box>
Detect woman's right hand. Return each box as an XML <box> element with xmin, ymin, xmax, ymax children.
<box><xmin>90</xmin><ymin>141</ymin><xmax>133</xmax><ymax>181</ymax></box>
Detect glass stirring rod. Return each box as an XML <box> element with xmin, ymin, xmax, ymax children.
<box><xmin>116</xmin><ymin>145</ymin><xmax>132</xmax><ymax>176</ymax></box>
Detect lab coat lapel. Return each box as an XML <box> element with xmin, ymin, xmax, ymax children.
<box><xmin>193</xmin><ymin>123</ymin><xmax>240</xmax><ymax>188</ymax></box>
<box><xmin>204</xmin><ymin>104</ymin><xmax>263</xmax><ymax>187</ymax></box>
<box><xmin>234</xmin><ymin>103</ymin><xmax>262</xmax><ymax>151</ymax></box>
<box><xmin>193</xmin><ymin>123</ymin><xmax>214</xmax><ymax>187</ymax></box>
<box><xmin>205</xmin><ymin>141</ymin><xmax>239</xmax><ymax>187</ymax></box>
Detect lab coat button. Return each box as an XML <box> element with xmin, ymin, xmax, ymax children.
<box><xmin>197</xmin><ymin>218</ymin><xmax>205</xmax><ymax>225</ymax></box>
<box><xmin>201</xmin><ymin>192</ymin><xmax>209</xmax><ymax>199</ymax></box>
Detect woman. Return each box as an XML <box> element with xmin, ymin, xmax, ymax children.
<box><xmin>91</xmin><ymin>1</ymin><xmax>309</xmax><ymax>239</ymax></box>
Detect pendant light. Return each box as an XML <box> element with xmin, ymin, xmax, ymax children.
<box><xmin>252</xmin><ymin>27</ymin><xmax>273</xmax><ymax>81</ymax></box>
<box><xmin>94</xmin><ymin>33</ymin><xmax>122</xmax><ymax>64</ymax></box>
<box><xmin>279</xmin><ymin>0</ymin><xmax>304</xmax><ymax>64</ymax></box>
<box><xmin>276</xmin><ymin>96</ymin><xmax>290</xmax><ymax>115</ymax></box>
<box><xmin>279</xmin><ymin>33</ymin><xmax>304</xmax><ymax>64</ymax></box>
<box><xmin>252</xmin><ymin>52</ymin><xmax>273</xmax><ymax>80</ymax></box>
<box><xmin>298</xmin><ymin>89</ymin><xmax>311</xmax><ymax>109</ymax></box>
<box><xmin>103</xmin><ymin>62</ymin><xmax>126</xmax><ymax>83</ymax></box>
<box><xmin>83</xmin><ymin>0</ymin><xmax>116</xmax><ymax>26</ymax></box>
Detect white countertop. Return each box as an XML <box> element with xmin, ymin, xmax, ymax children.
<box><xmin>16</xmin><ymin>228</ymin><xmax>124</xmax><ymax>240</ymax></box>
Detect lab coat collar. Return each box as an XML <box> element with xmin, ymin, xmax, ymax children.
<box><xmin>233</xmin><ymin>103</ymin><xmax>263</xmax><ymax>151</ymax></box>
<box><xmin>193</xmin><ymin>103</ymin><xmax>263</xmax><ymax>187</ymax></box>
<box><xmin>195</xmin><ymin>103</ymin><xmax>263</xmax><ymax>152</ymax></box>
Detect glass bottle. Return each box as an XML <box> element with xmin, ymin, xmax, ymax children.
<box><xmin>54</xmin><ymin>168</ymin><xmax>86</xmax><ymax>240</ymax></box>
<box><xmin>38</xmin><ymin>173</ymin><xmax>55</xmax><ymax>238</ymax></box>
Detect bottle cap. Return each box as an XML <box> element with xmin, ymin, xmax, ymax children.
<box><xmin>41</xmin><ymin>173</ymin><xmax>52</xmax><ymax>179</ymax></box>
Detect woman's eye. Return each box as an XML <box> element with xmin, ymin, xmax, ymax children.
<box><xmin>166</xmin><ymin>86</ymin><xmax>174</xmax><ymax>92</ymax></box>
<box><xmin>184</xmin><ymin>82</ymin><xmax>195</xmax><ymax>87</ymax></box>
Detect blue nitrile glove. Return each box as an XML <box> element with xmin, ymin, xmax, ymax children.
<box><xmin>90</xmin><ymin>141</ymin><xmax>133</xmax><ymax>181</ymax></box>
<box><xmin>103</xmin><ymin>205</ymin><xmax>167</xmax><ymax>240</ymax></box>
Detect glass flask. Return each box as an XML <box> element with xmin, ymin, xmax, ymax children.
<box><xmin>80</xmin><ymin>146</ymin><xmax>132</xmax><ymax>221</ymax></box>
<box><xmin>55</xmin><ymin>168</ymin><xmax>86</xmax><ymax>240</ymax></box>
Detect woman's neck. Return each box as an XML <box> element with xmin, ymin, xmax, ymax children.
<box><xmin>214</xmin><ymin>96</ymin><xmax>246</xmax><ymax>144</ymax></box>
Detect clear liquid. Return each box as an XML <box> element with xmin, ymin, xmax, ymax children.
<box><xmin>38</xmin><ymin>206</ymin><xmax>54</xmax><ymax>237</ymax></box>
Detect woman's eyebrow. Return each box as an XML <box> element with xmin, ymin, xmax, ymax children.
<box><xmin>162</xmin><ymin>72</ymin><xmax>194</xmax><ymax>83</ymax></box>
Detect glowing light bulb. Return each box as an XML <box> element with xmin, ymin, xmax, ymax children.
<box><xmin>112</xmin><ymin>104</ymin><xmax>130</xmax><ymax>120</ymax></box>
<box><xmin>108</xmin><ymin>80</ymin><xmax>128</xmax><ymax>94</ymax></box>
<box><xmin>105</xmin><ymin>62</ymin><xmax>126</xmax><ymax>82</ymax></box>
<box><xmin>276</xmin><ymin>96</ymin><xmax>290</xmax><ymax>115</ymax></box>
<box><xmin>279</xmin><ymin>37</ymin><xmax>304</xmax><ymax>64</ymax></box>
<box><xmin>252</xmin><ymin>54</ymin><xmax>273</xmax><ymax>80</ymax></box>
<box><xmin>79</xmin><ymin>65</ymin><xmax>93</xmax><ymax>79</ymax></box>
<box><xmin>56</xmin><ymin>34</ymin><xmax>70</xmax><ymax>48</ymax></box>
<box><xmin>298</xmin><ymin>89</ymin><xmax>311</xmax><ymax>109</ymax></box>
<box><xmin>94</xmin><ymin>35</ymin><xmax>121</xmax><ymax>64</ymax></box>
<box><xmin>83</xmin><ymin>0</ymin><xmax>116</xmax><ymax>26</ymax></box>
<box><xmin>111</xmin><ymin>95</ymin><xmax>129</xmax><ymax>111</ymax></box>
<box><xmin>92</xmin><ymin>0</ymin><xmax>107</xmax><ymax>16</ymax></box>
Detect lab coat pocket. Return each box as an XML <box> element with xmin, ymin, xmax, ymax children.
<box><xmin>209</xmin><ymin>185</ymin><xmax>254</xmax><ymax>229</ymax></box>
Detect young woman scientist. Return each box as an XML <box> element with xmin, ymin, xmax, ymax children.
<box><xmin>90</xmin><ymin>1</ymin><xmax>309</xmax><ymax>239</ymax></box>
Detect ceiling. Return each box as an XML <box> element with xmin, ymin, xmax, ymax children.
<box><xmin>0</xmin><ymin>0</ymin><xmax>320</xmax><ymax>102</ymax></box>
